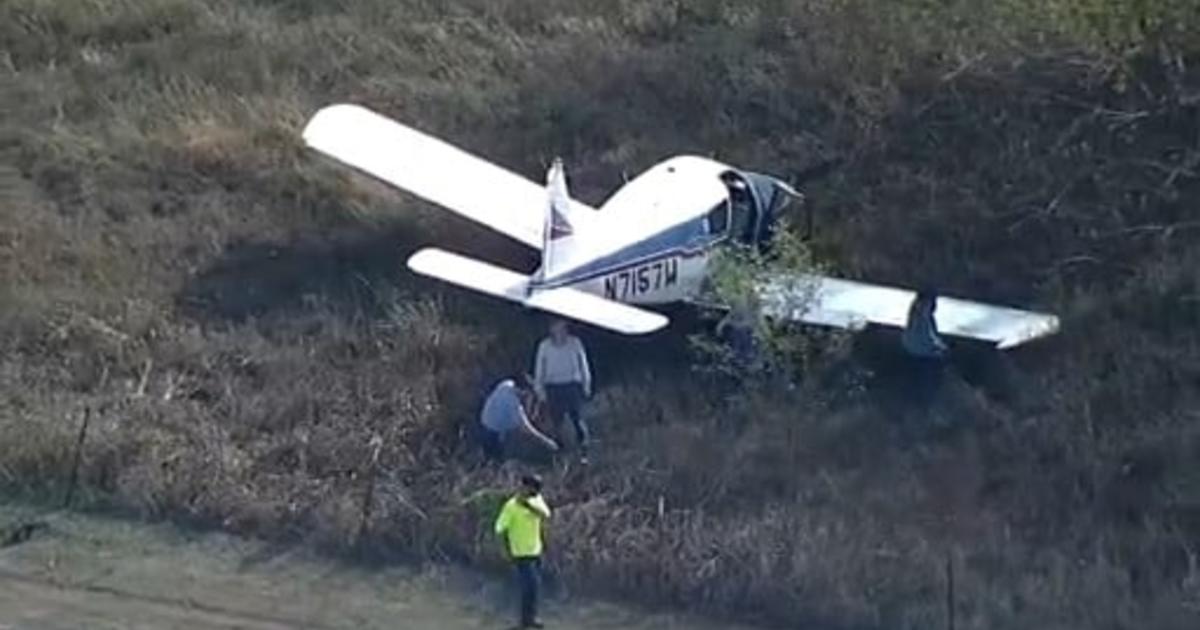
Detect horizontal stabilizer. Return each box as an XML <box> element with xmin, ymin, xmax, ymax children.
<box><xmin>406</xmin><ymin>248</ymin><xmax>669</xmax><ymax>335</ymax></box>
<box><xmin>758</xmin><ymin>274</ymin><xmax>1059</xmax><ymax>349</ymax></box>
<box><xmin>407</xmin><ymin>248</ymin><xmax>530</xmax><ymax>302</ymax></box>
<box><xmin>525</xmin><ymin>288</ymin><xmax>669</xmax><ymax>335</ymax></box>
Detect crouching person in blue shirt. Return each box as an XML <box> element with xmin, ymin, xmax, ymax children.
<box><xmin>479</xmin><ymin>376</ymin><xmax>559</xmax><ymax>462</ymax></box>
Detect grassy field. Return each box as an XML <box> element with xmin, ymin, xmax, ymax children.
<box><xmin>2</xmin><ymin>1</ymin><xmax>1199</xmax><ymax>628</ymax></box>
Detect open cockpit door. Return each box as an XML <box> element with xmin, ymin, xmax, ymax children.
<box><xmin>720</xmin><ymin>172</ymin><xmax>759</xmax><ymax>246</ymax></box>
<box><xmin>716</xmin><ymin>170</ymin><xmax>801</xmax><ymax>250</ymax></box>
<box><xmin>747</xmin><ymin>173</ymin><xmax>801</xmax><ymax>245</ymax></box>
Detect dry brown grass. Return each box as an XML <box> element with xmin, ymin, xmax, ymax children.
<box><xmin>2</xmin><ymin>1</ymin><xmax>1200</xmax><ymax>628</ymax></box>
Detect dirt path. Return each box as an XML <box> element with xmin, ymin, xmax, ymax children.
<box><xmin>0</xmin><ymin>572</ymin><xmax>302</xmax><ymax>630</ymax></box>
<box><xmin>0</xmin><ymin>504</ymin><xmax>752</xmax><ymax>630</ymax></box>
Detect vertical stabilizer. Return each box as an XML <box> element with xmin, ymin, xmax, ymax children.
<box><xmin>534</xmin><ymin>158</ymin><xmax>576</xmax><ymax>283</ymax></box>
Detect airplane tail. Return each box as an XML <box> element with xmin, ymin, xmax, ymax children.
<box><xmin>534</xmin><ymin>158</ymin><xmax>576</xmax><ymax>283</ymax></box>
<box><xmin>398</xmin><ymin>156</ymin><xmax>666</xmax><ymax>335</ymax></box>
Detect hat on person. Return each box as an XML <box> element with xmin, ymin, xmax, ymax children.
<box><xmin>520</xmin><ymin>474</ymin><xmax>543</xmax><ymax>492</ymax></box>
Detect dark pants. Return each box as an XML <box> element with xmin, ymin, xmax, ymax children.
<box><xmin>514</xmin><ymin>556</ymin><xmax>541</xmax><ymax>625</ymax></box>
<box><xmin>901</xmin><ymin>355</ymin><xmax>947</xmax><ymax>439</ymax></box>
<box><xmin>724</xmin><ymin>323</ymin><xmax>760</xmax><ymax>371</ymax></box>
<box><xmin>911</xmin><ymin>356</ymin><xmax>945</xmax><ymax>410</ymax></box>
<box><xmin>545</xmin><ymin>383</ymin><xmax>588</xmax><ymax>453</ymax></box>
<box><xmin>478</xmin><ymin>426</ymin><xmax>504</xmax><ymax>461</ymax></box>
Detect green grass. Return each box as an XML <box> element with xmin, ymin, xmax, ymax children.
<box><xmin>2</xmin><ymin>1</ymin><xmax>1199</xmax><ymax>628</ymax></box>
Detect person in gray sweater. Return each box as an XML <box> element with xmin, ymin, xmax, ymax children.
<box><xmin>533</xmin><ymin>319</ymin><xmax>593</xmax><ymax>464</ymax></box>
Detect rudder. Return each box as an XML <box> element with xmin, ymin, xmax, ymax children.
<box><xmin>535</xmin><ymin>158</ymin><xmax>576</xmax><ymax>282</ymax></box>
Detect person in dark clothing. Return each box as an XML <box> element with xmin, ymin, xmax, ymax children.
<box><xmin>716</xmin><ymin>296</ymin><xmax>762</xmax><ymax>373</ymax></box>
<box><xmin>901</xmin><ymin>290</ymin><xmax>949</xmax><ymax>422</ymax></box>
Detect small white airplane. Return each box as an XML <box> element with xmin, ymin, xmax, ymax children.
<box><xmin>302</xmin><ymin>104</ymin><xmax>1060</xmax><ymax>349</ymax></box>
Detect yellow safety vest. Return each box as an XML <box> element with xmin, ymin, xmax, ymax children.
<box><xmin>494</xmin><ymin>494</ymin><xmax>550</xmax><ymax>558</ymax></box>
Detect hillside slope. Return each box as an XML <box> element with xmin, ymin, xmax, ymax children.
<box><xmin>2</xmin><ymin>1</ymin><xmax>1199</xmax><ymax>628</ymax></box>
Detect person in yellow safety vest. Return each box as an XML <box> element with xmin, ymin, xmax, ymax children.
<box><xmin>494</xmin><ymin>474</ymin><xmax>551</xmax><ymax>629</ymax></box>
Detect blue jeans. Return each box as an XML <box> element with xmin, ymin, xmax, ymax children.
<box><xmin>514</xmin><ymin>556</ymin><xmax>541</xmax><ymax>625</ymax></box>
<box><xmin>545</xmin><ymin>383</ymin><xmax>588</xmax><ymax>453</ymax></box>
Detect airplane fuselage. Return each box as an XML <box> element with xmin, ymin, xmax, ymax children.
<box><xmin>534</xmin><ymin>155</ymin><xmax>797</xmax><ymax>308</ymax></box>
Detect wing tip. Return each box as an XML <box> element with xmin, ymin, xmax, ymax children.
<box><xmin>523</xmin><ymin>290</ymin><xmax>671</xmax><ymax>336</ymax></box>
<box><xmin>995</xmin><ymin>313</ymin><xmax>1061</xmax><ymax>350</ymax></box>
<box><xmin>302</xmin><ymin>103</ymin><xmax>375</xmax><ymax>143</ymax></box>
<box><xmin>404</xmin><ymin>247</ymin><xmax>439</xmax><ymax>273</ymax></box>
<box><xmin>627</xmin><ymin>314</ymin><xmax>671</xmax><ymax>335</ymax></box>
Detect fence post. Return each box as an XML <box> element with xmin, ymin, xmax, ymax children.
<box><xmin>63</xmin><ymin>406</ymin><xmax>92</xmax><ymax>508</ymax></box>
<box><xmin>945</xmin><ymin>551</ymin><xmax>956</xmax><ymax>630</ymax></box>
<box><xmin>355</xmin><ymin>434</ymin><xmax>384</xmax><ymax>548</ymax></box>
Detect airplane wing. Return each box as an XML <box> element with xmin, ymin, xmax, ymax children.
<box><xmin>302</xmin><ymin>104</ymin><xmax>596</xmax><ymax>250</ymax></box>
<box><xmin>407</xmin><ymin>248</ymin><xmax>669</xmax><ymax>335</ymax></box>
<box><xmin>755</xmin><ymin>274</ymin><xmax>1060</xmax><ymax>349</ymax></box>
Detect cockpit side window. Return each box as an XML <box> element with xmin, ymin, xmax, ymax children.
<box><xmin>705</xmin><ymin>201</ymin><xmax>730</xmax><ymax>236</ymax></box>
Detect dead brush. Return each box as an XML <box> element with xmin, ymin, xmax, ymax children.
<box><xmin>2</xmin><ymin>1</ymin><xmax>1200</xmax><ymax>629</ymax></box>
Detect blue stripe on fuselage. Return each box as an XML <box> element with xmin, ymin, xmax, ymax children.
<box><xmin>534</xmin><ymin>217</ymin><xmax>720</xmax><ymax>289</ymax></box>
